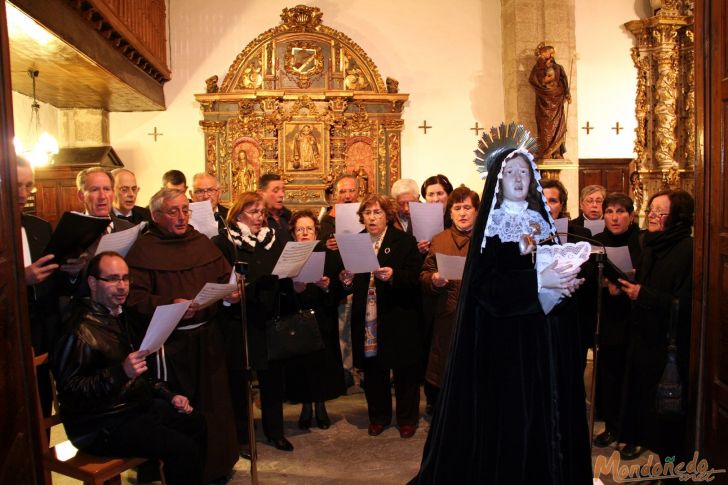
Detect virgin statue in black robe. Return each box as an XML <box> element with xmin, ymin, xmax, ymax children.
<box><xmin>411</xmin><ymin>124</ymin><xmax>593</xmax><ymax>484</ymax></box>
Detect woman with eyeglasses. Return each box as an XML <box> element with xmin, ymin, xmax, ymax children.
<box><xmin>615</xmin><ymin>189</ymin><xmax>694</xmax><ymax>462</ymax></box>
<box><xmin>338</xmin><ymin>194</ymin><xmax>424</xmax><ymax>439</ymax></box>
<box><xmin>212</xmin><ymin>191</ymin><xmax>295</xmax><ymax>453</ymax></box>
<box><xmin>284</xmin><ymin>211</ymin><xmax>346</xmax><ymax>431</ymax></box>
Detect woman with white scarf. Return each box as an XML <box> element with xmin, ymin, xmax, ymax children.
<box><xmin>213</xmin><ymin>191</ymin><xmax>295</xmax><ymax>453</ymax></box>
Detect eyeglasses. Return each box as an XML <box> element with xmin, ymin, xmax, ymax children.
<box><xmin>295</xmin><ymin>226</ymin><xmax>316</xmax><ymax>234</ymax></box>
<box><xmin>583</xmin><ymin>197</ymin><xmax>604</xmax><ymax>206</ymax></box>
<box><xmin>96</xmin><ymin>275</ymin><xmax>133</xmax><ymax>285</ymax></box>
<box><xmin>647</xmin><ymin>210</ymin><xmax>669</xmax><ymax>219</ymax></box>
<box><xmin>193</xmin><ymin>188</ymin><xmax>219</xmax><ymax>195</ymax></box>
<box><xmin>119</xmin><ymin>186</ymin><xmax>139</xmax><ymax>194</ymax></box>
<box><xmin>157</xmin><ymin>207</ymin><xmax>191</xmax><ymax>217</ymax></box>
<box><xmin>238</xmin><ymin>209</ymin><xmax>266</xmax><ymax>220</ymax></box>
<box><xmin>362</xmin><ymin>209</ymin><xmax>385</xmax><ymax>217</ymax></box>
<box><xmin>338</xmin><ymin>188</ymin><xmax>357</xmax><ymax>195</ymax></box>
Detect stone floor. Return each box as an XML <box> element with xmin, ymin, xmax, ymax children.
<box><xmin>50</xmin><ymin>383</ymin><xmax>660</xmax><ymax>485</ymax></box>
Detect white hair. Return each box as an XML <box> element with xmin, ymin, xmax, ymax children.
<box><xmin>391</xmin><ymin>178</ymin><xmax>419</xmax><ymax>199</ymax></box>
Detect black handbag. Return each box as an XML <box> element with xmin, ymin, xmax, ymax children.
<box><xmin>265</xmin><ymin>294</ymin><xmax>324</xmax><ymax>361</ymax></box>
<box><xmin>655</xmin><ymin>298</ymin><xmax>684</xmax><ymax>417</ymax></box>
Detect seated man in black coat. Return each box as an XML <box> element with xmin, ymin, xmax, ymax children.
<box><xmin>52</xmin><ymin>251</ymin><xmax>207</xmax><ymax>485</ymax></box>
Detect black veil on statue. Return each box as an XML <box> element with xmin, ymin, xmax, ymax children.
<box><xmin>411</xmin><ymin>123</ymin><xmax>591</xmax><ymax>484</ymax></box>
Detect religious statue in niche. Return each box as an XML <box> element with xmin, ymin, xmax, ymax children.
<box><xmin>283</xmin><ymin>122</ymin><xmax>325</xmax><ymax>173</ymax></box>
<box><xmin>529</xmin><ymin>42</ymin><xmax>571</xmax><ymax>159</ymax></box>
<box><xmin>232</xmin><ymin>146</ymin><xmax>259</xmax><ymax>193</ymax></box>
<box><xmin>345</xmin><ymin>139</ymin><xmax>373</xmax><ymax>197</ymax></box>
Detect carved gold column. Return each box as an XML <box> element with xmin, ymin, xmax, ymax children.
<box><xmin>625</xmin><ymin>0</ymin><xmax>694</xmax><ymax>216</ymax></box>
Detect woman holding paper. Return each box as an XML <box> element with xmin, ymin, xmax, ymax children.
<box><xmin>616</xmin><ymin>189</ymin><xmax>694</xmax><ymax>462</ymax></box>
<box><xmin>339</xmin><ymin>194</ymin><xmax>424</xmax><ymax>439</ymax></box>
<box><xmin>412</xmin><ymin>123</ymin><xmax>591</xmax><ymax>484</ymax></box>
<box><xmin>420</xmin><ymin>174</ymin><xmax>454</xmax><ymax>228</ymax></box>
<box><xmin>285</xmin><ymin>210</ymin><xmax>346</xmax><ymax>430</ymax></box>
<box><xmin>592</xmin><ymin>192</ymin><xmax>643</xmax><ymax>450</ymax></box>
<box><xmin>213</xmin><ymin>191</ymin><xmax>295</xmax><ymax>452</ymax></box>
<box><xmin>419</xmin><ymin>185</ymin><xmax>478</xmax><ymax>406</ymax></box>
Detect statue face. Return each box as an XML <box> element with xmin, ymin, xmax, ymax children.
<box><xmin>501</xmin><ymin>156</ymin><xmax>531</xmax><ymax>203</ymax></box>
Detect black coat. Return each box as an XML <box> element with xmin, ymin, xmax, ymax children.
<box><xmin>619</xmin><ymin>224</ymin><xmax>692</xmax><ymax>459</ymax></box>
<box><xmin>213</xmin><ymin>230</ymin><xmax>295</xmax><ymax>370</ymax></box>
<box><xmin>284</xmin><ymin>247</ymin><xmax>347</xmax><ymax>402</ymax></box>
<box><xmin>113</xmin><ymin>205</ymin><xmax>151</xmax><ymax>225</ymax></box>
<box><xmin>22</xmin><ymin>213</ymin><xmax>61</xmax><ymax>353</ymax></box>
<box><xmin>348</xmin><ymin>225</ymin><xmax>423</xmax><ymax>370</ymax></box>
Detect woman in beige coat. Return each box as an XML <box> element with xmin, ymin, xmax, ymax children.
<box><xmin>420</xmin><ymin>185</ymin><xmax>479</xmax><ymax>404</ymax></box>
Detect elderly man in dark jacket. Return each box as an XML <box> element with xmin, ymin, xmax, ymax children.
<box><xmin>52</xmin><ymin>251</ymin><xmax>206</xmax><ymax>485</ymax></box>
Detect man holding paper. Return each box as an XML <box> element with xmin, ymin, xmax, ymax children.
<box><xmin>125</xmin><ymin>188</ymin><xmax>239</xmax><ymax>482</ymax></box>
<box><xmin>190</xmin><ymin>172</ymin><xmax>228</xmax><ymax>234</ymax></box>
<box><xmin>52</xmin><ymin>251</ymin><xmax>207</xmax><ymax>485</ymax></box>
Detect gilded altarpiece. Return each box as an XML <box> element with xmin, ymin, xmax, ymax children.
<box><xmin>194</xmin><ymin>5</ymin><xmax>408</xmax><ymax>209</ymax></box>
<box><xmin>625</xmin><ymin>0</ymin><xmax>695</xmax><ymax>216</ymax></box>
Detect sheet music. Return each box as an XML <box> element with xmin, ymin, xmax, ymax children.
<box><xmin>605</xmin><ymin>245</ymin><xmax>633</xmax><ymax>273</ymax></box>
<box><xmin>554</xmin><ymin>218</ymin><xmax>569</xmax><ymax>238</ymax></box>
<box><xmin>293</xmin><ymin>251</ymin><xmax>326</xmax><ymax>284</ymax></box>
<box><xmin>189</xmin><ymin>201</ymin><xmax>220</xmax><ymax>238</ymax></box>
<box><xmin>435</xmin><ymin>253</ymin><xmax>467</xmax><ymax>281</ymax></box>
<box><xmin>410</xmin><ymin>202</ymin><xmax>444</xmax><ymax>242</ymax></box>
<box><xmin>271</xmin><ymin>240</ymin><xmax>319</xmax><ymax>278</ymax></box>
<box><xmin>95</xmin><ymin>222</ymin><xmax>146</xmax><ymax>257</ymax></box>
<box><xmin>139</xmin><ymin>301</ymin><xmax>192</xmax><ymax>353</ymax></box>
<box><xmin>334</xmin><ymin>203</ymin><xmax>364</xmax><ymax>234</ymax></box>
<box><xmin>192</xmin><ymin>282</ymin><xmax>237</xmax><ymax>309</ymax></box>
<box><xmin>336</xmin><ymin>233</ymin><xmax>380</xmax><ymax>274</ymax></box>
<box><xmin>584</xmin><ymin>218</ymin><xmax>605</xmax><ymax>236</ymax></box>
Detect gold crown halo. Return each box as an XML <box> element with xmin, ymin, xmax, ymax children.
<box><xmin>473</xmin><ymin>122</ymin><xmax>538</xmax><ymax>176</ymax></box>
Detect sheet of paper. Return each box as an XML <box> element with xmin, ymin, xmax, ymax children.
<box><xmin>189</xmin><ymin>201</ymin><xmax>220</xmax><ymax>238</ymax></box>
<box><xmin>192</xmin><ymin>282</ymin><xmax>237</xmax><ymax>309</ymax></box>
<box><xmin>95</xmin><ymin>222</ymin><xmax>146</xmax><ymax>257</ymax></box>
<box><xmin>554</xmin><ymin>218</ymin><xmax>569</xmax><ymax>238</ymax></box>
<box><xmin>334</xmin><ymin>203</ymin><xmax>364</xmax><ymax>234</ymax></box>
<box><xmin>293</xmin><ymin>251</ymin><xmax>326</xmax><ymax>284</ymax></box>
<box><xmin>271</xmin><ymin>240</ymin><xmax>319</xmax><ymax>279</ymax></box>
<box><xmin>410</xmin><ymin>202</ymin><xmax>444</xmax><ymax>242</ymax></box>
<box><xmin>336</xmin><ymin>233</ymin><xmax>380</xmax><ymax>274</ymax></box>
<box><xmin>435</xmin><ymin>253</ymin><xmax>467</xmax><ymax>281</ymax></box>
<box><xmin>584</xmin><ymin>218</ymin><xmax>605</xmax><ymax>236</ymax></box>
<box><xmin>605</xmin><ymin>245</ymin><xmax>634</xmax><ymax>273</ymax></box>
<box><xmin>139</xmin><ymin>301</ymin><xmax>192</xmax><ymax>353</ymax></box>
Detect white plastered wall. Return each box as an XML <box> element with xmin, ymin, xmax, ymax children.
<box><xmin>108</xmin><ymin>0</ymin><xmax>504</xmax><ymax>205</ymax></box>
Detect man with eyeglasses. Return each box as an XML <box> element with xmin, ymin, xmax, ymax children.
<box><xmin>17</xmin><ymin>155</ymin><xmax>60</xmax><ymax>418</ymax></box>
<box><xmin>111</xmin><ymin>168</ymin><xmax>151</xmax><ymax>225</ymax></box>
<box><xmin>52</xmin><ymin>251</ymin><xmax>207</xmax><ymax>485</ymax></box>
<box><xmin>190</xmin><ymin>172</ymin><xmax>228</xmax><ymax>233</ymax></box>
<box><xmin>125</xmin><ymin>187</ymin><xmax>239</xmax><ymax>483</ymax></box>
<box><xmin>572</xmin><ymin>184</ymin><xmax>607</xmax><ymax>227</ymax></box>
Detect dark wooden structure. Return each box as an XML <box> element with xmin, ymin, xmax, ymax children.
<box><xmin>578</xmin><ymin>158</ymin><xmax>631</xmax><ymax>195</ymax></box>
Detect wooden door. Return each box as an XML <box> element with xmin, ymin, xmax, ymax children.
<box><xmin>578</xmin><ymin>158</ymin><xmax>631</xmax><ymax>194</ymax></box>
<box><xmin>0</xmin><ymin>2</ymin><xmax>44</xmax><ymax>483</ymax></box>
<box><xmin>694</xmin><ymin>0</ymin><xmax>728</xmax><ymax>480</ymax></box>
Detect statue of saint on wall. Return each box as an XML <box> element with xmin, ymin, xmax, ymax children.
<box><xmin>233</xmin><ymin>148</ymin><xmax>258</xmax><ymax>193</ymax></box>
<box><xmin>529</xmin><ymin>43</ymin><xmax>571</xmax><ymax>159</ymax></box>
<box><xmin>291</xmin><ymin>124</ymin><xmax>321</xmax><ymax>171</ymax></box>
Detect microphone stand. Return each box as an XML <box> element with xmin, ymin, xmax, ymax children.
<box><xmin>234</xmin><ymin>261</ymin><xmax>258</xmax><ymax>485</ymax></box>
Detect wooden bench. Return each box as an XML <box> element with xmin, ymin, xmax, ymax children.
<box><xmin>33</xmin><ymin>352</ymin><xmax>156</xmax><ymax>485</ymax></box>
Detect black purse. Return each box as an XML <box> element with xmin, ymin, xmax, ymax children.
<box><xmin>265</xmin><ymin>293</ymin><xmax>324</xmax><ymax>361</ymax></box>
<box><xmin>655</xmin><ymin>298</ymin><xmax>684</xmax><ymax>417</ymax></box>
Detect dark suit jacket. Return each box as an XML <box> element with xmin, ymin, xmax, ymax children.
<box><xmin>22</xmin><ymin>213</ymin><xmax>59</xmax><ymax>352</ymax></box>
<box><xmin>113</xmin><ymin>205</ymin><xmax>151</xmax><ymax>225</ymax></box>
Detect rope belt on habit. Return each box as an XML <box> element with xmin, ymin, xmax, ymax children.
<box><xmin>176</xmin><ymin>320</ymin><xmax>208</xmax><ymax>331</ymax></box>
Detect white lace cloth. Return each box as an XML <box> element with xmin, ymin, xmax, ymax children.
<box><xmin>535</xmin><ymin>241</ymin><xmax>592</xmax><ymax>314</ymax></box>
<box><xmin>484</xmin><ymin>200</ymin><xmax>552</xmax><ymax>244</ymax></box>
